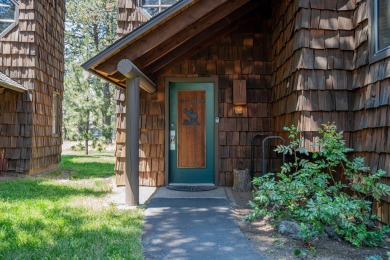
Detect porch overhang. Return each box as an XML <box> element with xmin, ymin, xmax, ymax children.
<box><xmin>81</xmin><ymin>0</ymin><xmax>265</xmax><ymax>88</ymax></box>
<box><xmin>81</xmin><ymin>0</ymin><xmax>270</xmax><ymax>205</ymax></box>
<box><xmin>0</xmin><ymin>72</ymin><xmax>26</xmax><ymax>92</ymax></box>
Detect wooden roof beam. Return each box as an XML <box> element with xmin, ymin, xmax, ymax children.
<box><xmin>143</xmin><ymin>2</ymin><xmax>259</xmax><ymax>77</ymax></box>
<box><xmin>117</xmin><ymin>59</ymin><xmax>156</xmax><ymax>93</ymax></box>
<box><xmin>93</xmin><ymin>0</ymin><xmax>252</xmax><ymax>75</ymax></box>
<box><xmin>143</xmin><ymin>19</ymin><xmax>234</xmax><ymax>77</ymax></box>
<box><xmin>134</xmin><ymin>0</ymin><xmax>258</xmax><ymax>70</ymax></box>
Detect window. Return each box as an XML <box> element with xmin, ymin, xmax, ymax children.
<box><xmin>52</xmin><ymin>93</ymin><xmax>60</xmax><ymax>136</ymax></box>
<box><xmin>140</xmin><ymin>0</ymin><xmax>179</xmax><ymax>17</ymax></box>
<box><xmin>0</xmin><ymin>0</ymin><xmax>18</xmax><ymax>38</ymax></box>
<box><xmin>371</xmin><ymin>0</ymin><xmax>390</xmax><ymax>62</ymax></box>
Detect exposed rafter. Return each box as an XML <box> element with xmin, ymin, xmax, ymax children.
<box><xmin>83</xmin><ymin>0</ymin><xmax>263</xmax><ymax>88</ymax></box>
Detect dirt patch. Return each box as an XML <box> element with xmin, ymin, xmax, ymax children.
<box><xmin>0</xmin><ymin>169</ymin><xmax>69</xmax><ymax>182</ymax></box>
<box><xmin>0</xmin><ymin>172</ymin><xmax>29</xmax><ymax>182</ymax></box>
<box><xmin>231</xmin><ymin>190</ymin><xmax>390</xmax><ymax>260</ymax></box>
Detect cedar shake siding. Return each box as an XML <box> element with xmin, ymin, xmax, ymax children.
<box><xmin>117</xmin><ymin>0</ymin><xmax>148</xmax><ymax>38</ymax></box>
<box><xmin>86</xmin><ymin>0</ymin><xmax>389</xmax><ymax>222</ymax></box>
<box><xmin>353</xmin><ymin>0</ymin><xmax>390</xmax><ymax>223</ymax></box>
<box><xmin>271</xmin><ymin>0</ymin><xmax>390</xmax><ymax>223</ymax></box>
<box><xmin>0</xmin><ymin>89</ymin><xmax>30</xmax><ymax>173</ymax></box>
<box><xmin>109</xmin><ymin>0</ymin><xmax>389</xmax><ymax>186</ymax></box>
<box><xmin>114</xmin><ymin>0</ymin><xmax>148</xmax><ymax>185</ymax></box>
<box><xmin>0</xmin><ymin>0</ymin><xmax>65</xmax><ymax>174</ymax></box>
<box><xmin>113</xmin><ymin>0</ymin><xmax>274</xmax><ymax>185</ymax></box>
<box><xmin>352</xmin><ymin>1</ymin><xmax>390</xmax><ymax>176</ymax></box>
<box><xmin>271</xmin><ymin>0</ymin><xmax>356</xmax><ymax>149</ymax></box>
<box><xmin>157</xmin><ymin>12</ymin><xmax>274</xmax><ymax>185</ymax></box>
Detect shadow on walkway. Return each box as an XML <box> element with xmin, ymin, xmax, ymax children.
<box><xmin>143</xmin><ymin>197</ymin><xmax>267</xmax><ymax>260</ymax></box>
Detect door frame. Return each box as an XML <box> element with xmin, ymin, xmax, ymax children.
<box><xmin>164</xmin><ymin>77</ymin><xmax>219</xmax><ymax>185</ymax></box>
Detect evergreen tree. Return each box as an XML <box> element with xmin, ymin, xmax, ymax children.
<box><xmin>64</xmin><ymin>0</ymin><xmax>117</xmax><ymax>154</ymax></box>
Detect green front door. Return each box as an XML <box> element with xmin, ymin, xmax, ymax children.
<box><xmin>169</xmin><ymin>82</ymin><xmax>214</xmax><ymax>183</ymax></box>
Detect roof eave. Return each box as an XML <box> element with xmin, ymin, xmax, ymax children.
<box><xmin>0</xmin><ymin>72</ymin><xmax>26</xmax><ymax>92</ymax></box>
<box><xmin>81</xmin><ymin>0</ymin><xmax>194</xmax><ymax>71</ymax></box>
<box><xmin>86</xmin><ymin>68</ymin><xmax>126</xmax><ymax>89</ymax></box>
<box><xmin>0</xmin><ymin>82</ymin><xmax>26</xmax><ymax>92</ymax></box>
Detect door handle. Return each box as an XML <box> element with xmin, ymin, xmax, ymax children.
<box><xmin>170</xmin><ymin>123</ymin><xmax>176</xmax><ymax>150</ymax></box>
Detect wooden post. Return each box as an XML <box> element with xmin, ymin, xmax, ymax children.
<box><xmin>117</xmin><ymin>59</ymin><xmax>156</xmax><ymax>206</ymax></box>
<box><xmin>125</xmin><ymin>76</ymin><xmax>140</xmax><ymax>206</ymax></box>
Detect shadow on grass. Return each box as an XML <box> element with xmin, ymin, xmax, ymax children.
<box><xmin>0</xmin><ymin>179</ymin><xmax>108</xmax><ymax>201</ymax></box>
<box><xmin>0</xmin><ymin>177</ymin><xmax>144</xmax><ymax>259</ymax></box>
<box><xmin>0</xmin><ymin>205</ymin><xmax>144</xmax><ymax>259</ymax></box>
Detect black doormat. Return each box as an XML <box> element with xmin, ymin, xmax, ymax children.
<box><xmin>166</xmin><ymin>185</ymin><xmax>218</xmax><ymax>192</ymax></box>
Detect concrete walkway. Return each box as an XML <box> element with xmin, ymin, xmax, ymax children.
<box><xmin>142</xmin><ymin>187</ymin><xmax>267</xmax><ymax>260</ymax></box>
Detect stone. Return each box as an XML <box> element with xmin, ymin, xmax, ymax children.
<box><xmin>324</xmin><ymin>225</ymin><xmax>341</xmax><ymax>240</ymax></box>
<box><xmin>278</xmin><ymin>220</ymin><xmax>302</xmax><ymax>240</ymax></box>
<box><xmin>232</xmin><ymin>168</ymin><xmax>251</xmax><ymax>192</ymax></box>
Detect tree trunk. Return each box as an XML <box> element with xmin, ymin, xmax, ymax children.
<box><xmin>102</xmin><ymin>82</ymin><xmax>113</xmax><ymax>143</ymax></box>
<box><xmin>85</xmin><ymin>110</ymin><xmax>90</xmax><ymax>155</ymax></box>
<box><xmin>63</xmin><ymin>124</ymin><xmax>67</xmax><ymax>140</ymax></box>
<box><xmin>93</xmin><ymin>23</ymin><xmax>99</xmax><ymax>51</ymax></box>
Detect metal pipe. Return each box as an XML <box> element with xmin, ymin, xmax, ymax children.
<box><xmin>250</xmin><ymin>133</ymin><xmax>265</xmax><ymax>179</ymax></box>
<box><xmin>124</xmin><ymin>76</ymin><xmax>140</xmax><ymax>206</ymax></box>
<box><xmin>262</xmin><ymin>136</ymin><xmax>285</xmax><ymax>176</ymax></box>
<box><xmin>117</xmin><ymin>59</ymin><xmax>156</xmax><ymax>94</ymax></box>
<box><xmin>117</xmin><ymin>58</ymin><xmax>156</xmax><ymax>206</ymax></box>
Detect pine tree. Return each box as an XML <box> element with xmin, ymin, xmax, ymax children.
<box><xmin>64</xmin><ymin>0</ymin><xmax>117</xmax><ymax>154</ymax></box>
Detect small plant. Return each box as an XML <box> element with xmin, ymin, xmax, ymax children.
<box><xmin>46</xmin><ymin>170</ymin><xmax>62</xmax><ymax>177</ymax></box>
<box><xmin>70</xmin><ymin>143</ymin><xmax>85</xmax><ymax>151</ymax></box>
<box><xmin>247</xmin><ymin>124</ymin><xmax>390</xmax><ymax>247</ymax></box>
<box><xmin>307</xmin><ymin>242</ymin><xmax>316</xmax><ymax>257</ymax></box>
<box><xmin>92</xmin><ymin>139</ymin><xmax>105</xmax><ymax>153</ymax></box>
<box><xmin>294</xmin><ymin>248</ymin><xmax>302</xmax><ymax>257</ymax></box>
<box><xmin>97</xmin><ymin>142</ymin><xmax>104</xmax><ymax>153</ymax></box>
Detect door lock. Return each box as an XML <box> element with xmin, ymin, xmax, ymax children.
<box><xmin>170</xmin><ymin>123</ymin><xmax>176</xmax><ymax>150</ymax></box>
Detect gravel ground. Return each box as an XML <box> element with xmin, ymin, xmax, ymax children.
<box><xmin>230</xmin><ymin>189</ymin><xmax>390</xmax><ymax>260</ymax></box>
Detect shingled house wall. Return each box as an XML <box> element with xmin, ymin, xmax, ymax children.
<box><xmin>352</xmin><ymin>0</ymin><xmax>390</xmax><ymax>223</ymax></box>
<box><xmin>271</xmin><ymin>0</ymin><xmax>389</xmax><ymax>223</ymax></box>
<box><xmin>156</xmin><ymin>12</ymin><xmax>274</xmax><ymax>186</ymax></box>
<box><xmin>0</xmin><ymin>0</ymin><xmax>65</xmax><ymax>174</ymax></box>
<box><xmin>115</xmin><ymin>0</ymin><xmax>148</xmax><ymax>185</ymax></box>
<box><xmin>117</xmin><ymin>0</ymin><xmax>148</xmax><ymax>38</ymax></box>
<box><xmin>271</xmin><ymin>0</ymin><xmax>356</xmax><ymax>147</ymax></box>
<box><xmin>114</xmin><ymin>3</ymin><xmax>274</xmax><ymax>185</ymax></box>
<box><xmin>114</xmin><ymin>0</ymin><xmax>389</xmax><ymax>220</ymax></box>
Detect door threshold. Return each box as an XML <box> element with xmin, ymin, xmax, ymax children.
<box><xmin>168</xmin><ymin>183</ymin><xmax>215</xmax><ymax>186</ymax></box>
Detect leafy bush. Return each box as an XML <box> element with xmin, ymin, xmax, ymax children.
<box><xmin>92</xmin><ymin>138</ymin><xmax>105</xmax><ymax>153</ymax></box>
<box><xmin>247</xmin><ymin>124</ymin><xmax>390</xmax><ymax>247</ymax></box>
<box><xmin>70</xmin><ymin>143</ymin><xmax>85</xmax><ymax>151</ymax></box>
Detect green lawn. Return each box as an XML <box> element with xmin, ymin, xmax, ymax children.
<box><xmin>60</xmin><ymin>153</ymin><xmax>116</xmax><ymax>179</ymax></box>
<box><xmin>0</xmin><ymin>154</ymin><xmax>144</xmax><ymax>259</ymax></box>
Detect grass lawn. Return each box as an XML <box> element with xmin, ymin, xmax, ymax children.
<box><xmin>60</xmin><ymin>153</ymin><xmax>116</xmax><ymax>179</ymax></box>
<box><xmin>0</xmin><ymin>153</ymin><xmax>144</xmax><ymax>259</ymax></box>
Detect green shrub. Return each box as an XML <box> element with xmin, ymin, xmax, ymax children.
<box><xmin>247</xmin><ymin>124</ymin><xmax>390</xmax><ymax>247</ymax></box>
<box><xmin>70</xmin><ymin>142</ymin><xmax>85</xmax><ymax>151</ymax></box>
<box><xmin>92</xmin><ymin>139</ymin><xmax>105</xmax><ymax>153</ymax></box>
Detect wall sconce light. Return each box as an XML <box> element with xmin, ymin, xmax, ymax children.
<box><xmin>233</xmin><ymin>79</ymin><xmax>246</xmax><ymax>115</ymax></box>
<box><xmin>233</xmin><ymin>105</ymin><xmax>243</xmax><ymax>114</ymax></box>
